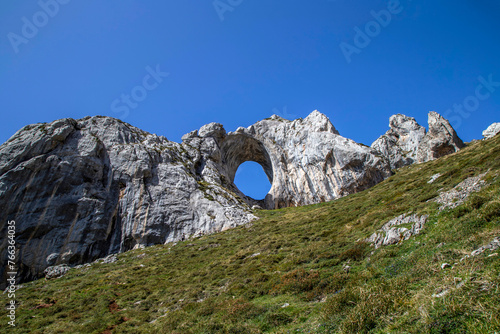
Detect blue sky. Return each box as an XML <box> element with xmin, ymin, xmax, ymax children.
<box><xmin>1</xmin><ymin>0</ymin><xmax>500</xmax><ymax>199</ymax></box>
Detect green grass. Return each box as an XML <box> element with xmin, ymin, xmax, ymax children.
<box><xmin>2</xmin><ymin>135</ymin><xmax>500</xmax><ymax>333</ymax></box>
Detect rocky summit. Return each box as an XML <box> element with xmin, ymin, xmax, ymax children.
<box><xmin>482</xmin><ymin>122</ymin><xmax>500</xmax><ymax>139</ymax></box>
<box><xmin>371</xmin><ymin>111</ymin><xmax>465</xmax><ymax>169</ymax></box>
<box><xmin>0</xmin><ymin>111</ymin><xmax>464</xmax><ymax>284</ymax></box>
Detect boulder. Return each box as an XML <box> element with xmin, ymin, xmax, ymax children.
<box><xmin>372</xmin><ymin>111</ymin><xmax>465</xmax><ymax>168</ymax></box>
<box><xmin>371</xmin><ymin>114</ymin><xmax>426</xmax><ymax>169</ymax></box>
<box><xmin>416</xmin><ymin>111</ymin><xmax>465</xmax><ymax>163</ymax></box>
<box><xmin>482</xmin><ymin>122</ymin><xmax>500</xmax><ymax>139</ymax></box>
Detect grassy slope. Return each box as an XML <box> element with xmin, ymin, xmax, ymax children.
<box><xmin>1</xmin><ymin>135</ymin><xmax>500</xmax><ymax>334</ymax></box>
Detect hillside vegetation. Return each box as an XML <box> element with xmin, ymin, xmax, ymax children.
<box><xmin>2</xmin><ymin>135</ymin><xmax>500</xmax><ymax>333</ymax></box>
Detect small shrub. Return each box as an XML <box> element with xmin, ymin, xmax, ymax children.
<box><xmin>340</xmin><ymin>242</ymin><xmax>369</xmax><ymax>261</ymax></box>
<box><xmin>481</xmin><ymin>201</ymin><xmax>500</xmax><ymax>221</ymax></box>
<box><xmin>263</xmin><ymin>311</ymin><xmax>293</xmax><ymax>328</ymax></box>
<box><xmin>451</xmin><ymin>205</ymin><xmax>470</xmax><ymax>218</ymax></box>
<box><xmin>271</xmin><ymin>268</ymin><xmax>321</xmax><ymax>295</ymax></box>
<box><xmin>270</xmin><ymin>268</ymin><xmax>337</xmax><ymax>301</ymax></box>
<box><xmin>323</xmin><ymin>288</ymin><xmax>359</xmax><ymax>316</ymax></box>
<box><xmin>468</xmin><ymin>194</ymin><xmax>488</xmax><ymax>210</ymax></box>
<box><xmin>222</xmin><ymin>298</ymin><xmax>263</xmax><ymax>322</ymax></box>
<box><xmin>323</xmin><ymin>281</ymin><xmax>407</xmax><ymax>334</ymax></box>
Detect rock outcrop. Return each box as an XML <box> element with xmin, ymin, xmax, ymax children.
<box><xmin>470</xmin><ymin>237</ymin><xmax>500</xmax><ymax>257</ymax></box>
<box><xmin>366</xmin><ymin>213</ymin><xmax>428</xmax><ymax>249</ymax></box>
<box><xmin>372</xmin><ymin>111</ymin><xmax>465</xmax><ymax>169</ymax></box>
<box><xmin>0</xmin><ymin>111</ymin><xmax>391</xmax><ymax>285</ymax></box>
<box><xmin>482</xmin><ymin>122</ymin><xmax>500</xmax><ymax>139</ymax></box>
<box><xmin>416</xmin><ymin>112</ymin><xmax>465</xmax><ymax>163</ymax></box>
<box><xmin>371</xmin><ymin>114</ymin><xmax>426</xmax><ymax>169</ymax></box>
<box><xmin>431</xmin><ymin>173</ymin><xmax>487</xmax><ymax>210</ymax></box>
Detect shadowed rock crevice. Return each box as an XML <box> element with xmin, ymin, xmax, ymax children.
<box><xmin>220</xmin><ymin>134</ymin><xmax>274</xmax><ymax>208</ymax></box>
<box><xmin>221</xmin><ymin>134</ymin><xmax>273</xmax><ymax>185</ymax></box>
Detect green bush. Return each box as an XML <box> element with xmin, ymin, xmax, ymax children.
<box><xmin>482</xmin><ymin>201</ymin><xmax>500</xmax><ymax>221</ymax></box>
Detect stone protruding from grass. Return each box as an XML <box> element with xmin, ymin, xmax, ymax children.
<box><xmin>482</xmin><ymin>122</ymin><xmax>500</xmax><ymax>139</ymax></box>
<box><xmin>43</xmin><ymin>264</ymin><xmax>70</xmax><ymax>279</ymax></box>
<box><xmin>470</xmin><ymin>236</ymin><xmax>500</xmax><ymax>256</ymax></box>
<box><xmin>432</xmin><ymin>173</ymin><xmax>487</xmax><ymax>210</ymax></box>
<box><xmin>366</xmin><ymin>213</ymin><xmax>428</xmax><ymax>249</ymax></box>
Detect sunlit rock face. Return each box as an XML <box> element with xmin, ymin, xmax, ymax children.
<box><xmin>372</xmin><ymin>111</ymin><xmax>464</xmax><ymax>169</ymax></box>
<box><xmin>0</xmin><ymin>111</ymin><xmax>391</xmax><ymax>284</ymax></box>
<box><xmin>416</xmin><ymin>111</ymin><xmax>465</xmax><ymax>163</ymax></box>
<box><xmin>207</xmin><ymin>111</ymin><xmax>393</xmax><ymax>209</ymax></box>
<box><xmin>371</xmin><ymin>114</ymin><xmax>426</xmax><ymax>169</ymax></box>
<box><xmin>482</xmin><ymin>122</ymin><xmax>500</xmax><ymax>139</ymax></box>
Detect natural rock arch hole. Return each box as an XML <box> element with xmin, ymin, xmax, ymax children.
<box><xmin>234</xmin><ymin>161</ymin><xmax>272</xmax><ymax>200</ymax></box>
<box><xmin>221</xmin><ymin>134</ymin><xmax>274</xmax><ymax>207</ymax></box>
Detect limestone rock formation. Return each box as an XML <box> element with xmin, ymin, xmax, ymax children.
<box><xmin>431</xmin><ymin>173</ymin><xmax>487</xmax><ymax>210</ymax></box>
<box><xmin>371</xmin><ymin>114</ymin><xmax>426</xmax><ymax>169</ymax></box>
<box><xmin>416</xmin><ymin>111</ymin><xmax>465</xmax><ymax>163</ymax></box>
<box><xmin>0</xmin><ymin>111</ymin><xmax>391</xmax><ymax>285</ymax></box>
<box><xmin>203</xmin><ymin>110</ymin><xmax>393</xmax><ymax>209</ymax></box>
<box><xmin>372</xmin><ymin>111</ymin><xmax>464</xmax><ymax>169</ymax></box>
<box><xmin>470</xmin><ymin>237</ymin><xmax>500</xmax><ymax>257</ymax></box>
<box><xmin>366</xmin><ymin>213</ymin><xmax>428</xmax><ymax>249</ymax></box>
<box><xmin>482</xmin><ymin>122</ymin><xmax>500</xmax><ymax>139</ymax></box>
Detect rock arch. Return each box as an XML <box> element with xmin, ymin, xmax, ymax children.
<box><xmin>0</xmin><ymin>111</ymin><xmax>396</xmax><ymax>285</ymax></box>
<box><xmin>221</xmin><ymin>133</ymin><xmax>273</xmax><ymax>186</ymax></box>
<box><xmin>196</xmin><ymin>111</ymin><xmax>393</xmax><ymax>210</ymax></box>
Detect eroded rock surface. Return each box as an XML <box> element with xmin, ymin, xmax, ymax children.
<box><xmin>372</xmin><ymin>112</ymin><xmax>464</xmax><ymax>169</ymax></box>
<box><xmin>371</xmin><ymin>114</ymin><xmax>426</xmax><ymax>169</ymax></box>
<box><xmin>416</xmin><ymin>112</ymin><xmax>465</xmax><ymax>163</ymax></box>
<box><xmin>432</xmin><ymin>174</ymin><xmax>487</xmax><ymax>210</ymax></box>
<box><xmin>471</xmin><ymin>237</ymin><xmax>500</xmax><ymax>257</ymax></box>
<box><xmin>0</xmin><ymin>111</ymin><xmax>392</xmax><ymax>285</ymax></box>
<box><xmin>482</xmin><ymin>122</ymin><xmax>500</xmax><ymax>139</ymax></box>
<box><xmin>205</xmin><ymin>111</ymin><xmax>393</xmax><ymax>209</ymax></box>
<box><xmin>366</xmin><ymin>213</ymin><xmax>428</xmax><ymax>249</ymax></box>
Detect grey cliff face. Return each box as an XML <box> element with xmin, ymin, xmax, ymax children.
<box><xmin>0</xmin><ymin>111</ymin><xmax>391</xmax><ymax>285</ymax></box>
<box><xmin>482</xmin><ymin>122</ymin><xmax>500</xmax><ymax>139</ymax></box>
<box><xmin>372</xmin><ymin>111</ymin><xmax>464</xmax><ymax>169</ymax></box>
<box><xmin>371</xmin><ymin>114</ymin><xmax>426</xmax><ymax>169</ymax></box>
<box><xmin>415</xmin><ymin>111</ymin><xmax>465</xmax><ymax>163</ymax></box>
<box><xmin>186</xmin><ymin>111</ymin><xmax>392</xmax><ymax>209</ymax></box>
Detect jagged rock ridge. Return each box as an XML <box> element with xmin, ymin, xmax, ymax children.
<box><xmin>0</xmin><ymin>111</ymin><xmax>391</xmax><ymax>284</ymax></box>
<box><xmin>372</xmin><ymin>111</ymin><xmax>465</xmax><ymax>169</ymax></box>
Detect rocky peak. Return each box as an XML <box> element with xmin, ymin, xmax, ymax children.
<box><xmin>0</xmin><ymin>111</ymin><xmax>392</xmax><ymax>286</ymax></box>
<box><xmin>482</xmin><ymin>122</ymin><xmax>500</xmax><ymax>139</ymax></box>
<box><xmin>198</xmin><ymin>122</ymin><xmax>226</xmax><ymax>139</ymax></box>
<box><xmin>303</xmin><ymin>110</ymin><xmax>340</xmax><ymax>134</ymax></box>
<box><xmin>416</xmin><ymin>111</ymin><xmax>464</xmax><ymax>163</ymax></box>
<box><xmin>371</xmin><ymin>113</ymin><xmax>426</xmax><ymax>169</ymax></box>
<box><xmin>372</xmin><ymin>111</ymin><xmax>464</xmax><ymax>169</ymax></box>
<box><xmin>389</xmin><ymin>114</ymin><xmax>424</xmax><ymax>133</ymax></box>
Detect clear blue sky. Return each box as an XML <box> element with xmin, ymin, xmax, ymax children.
<box><xmin>1</xmin><ymin>0</ymin><xmax>500</xmax><ymax>199</ymax></box>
